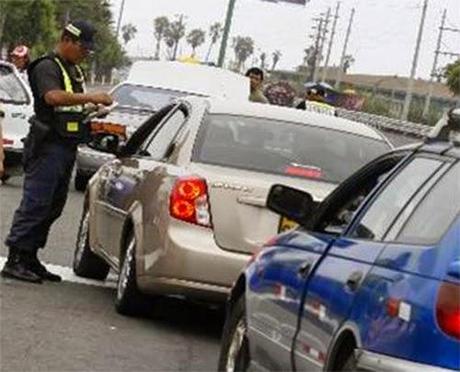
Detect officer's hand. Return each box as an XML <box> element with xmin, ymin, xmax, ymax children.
<box><xmin>89</xmin><ymin>92</ymin><xmax>113</xmax><ymax>106</ymax></box>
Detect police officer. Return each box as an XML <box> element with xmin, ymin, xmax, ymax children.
<box><xmin>1</xmin><ymin>21</ymin><xmax>113</xmax><ymax>283</ymax></box>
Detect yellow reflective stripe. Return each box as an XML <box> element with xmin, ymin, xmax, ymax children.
<box><xmin>53</xmin><ymin>57</ymin><xmax>73</xmax><ymax>93</ymax></box>
<box><xmin>53</xmin><ymin>57</ymin><xmax>84</xmax><ymax>113</ymax></box>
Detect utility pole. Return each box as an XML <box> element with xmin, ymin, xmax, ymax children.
<box><xmin>116</xmin><ymin>0</ymin><xmax>126</xmax><ymax>39</ymax></box>
<box><xmin>401</xmin><ymin>0</ymin><xmax>428</xmax><ymax>121</ymax></box>
<box><xmin>335</xmin><ymin>7</ymin><xmax>355</xmax><ymax>90</ymax></box>
<box><xmin>218</xmin><ymin>0</ymin><xmax>237</xmax><ymax>68</ymax></box>
<box><xmin>316</xmin><ymin>7</ymin><xmax>331</xmax><ymax>82</ymax></box>
<box><xmin>423</xmin><ymin>9</ymin><xmax>460</xmax><ymax>118</ymax></box>
<box><xmin>321</xmin><ymin>2</ymin><xmax>340</xmax><ymax>83</ymax></box>
<box><xmin>310</xmin><ymin>17</ymin><xmax>324</xmax><ymax>82</ymax></box>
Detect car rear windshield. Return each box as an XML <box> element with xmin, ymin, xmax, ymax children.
<box><xmin>111</xmin><ymin>84</ymin><xmax>196</xmax><ymax>111</ymax></box>
<box><xmin>0</xmin><ymin>65</ymin><xmax>29</xmax><ymax>104</ymax></box>
<box><xmin>193</xmin><ymin>114</ymin><xmax>390</xmax><ymax>183</ymax></box>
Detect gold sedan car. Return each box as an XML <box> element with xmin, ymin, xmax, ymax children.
<box><xmin>73</xmin><ymin>96</ymin><xmax>391</xmax><ymax>315</ymax></box>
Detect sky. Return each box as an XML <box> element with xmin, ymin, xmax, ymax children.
<box><xmin>110</xmin><ymin>0</ymin><xmax>460</xmax><ymax>79</ymax></box>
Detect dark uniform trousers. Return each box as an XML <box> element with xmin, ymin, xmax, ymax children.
<box><xmin>5</xmin><ymin>140</ymin><xmax>77</xmax><ymax>253</ymax></box>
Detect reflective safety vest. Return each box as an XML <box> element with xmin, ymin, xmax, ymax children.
<box><xmin>51</xmin><ymin>57</ymin><xmax>89</xmax><ymax>141</ymax></box>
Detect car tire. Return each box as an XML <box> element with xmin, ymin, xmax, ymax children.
<box><xmin>218</xmin><ymin>296</ymin><xmax>251</xmax><ymax>372</ymax></box>
<box><xmin>73</xmin><ymin>209</ymin><xmax>110</xmax><ymax>280</ymax></box>
<box><xmin>115</xmin><ymin>232</ymin><xmax>151</xmax><ymax>316</ymax></box>
<box><xmin>340</xmin><ymin>352</ymin><xmax>358</xmax><ymax>371</ymax></box>
<box><xmin>74</xmin><ymin>171</ymin><xmax>89</xmax><ymax>192</ymax></box>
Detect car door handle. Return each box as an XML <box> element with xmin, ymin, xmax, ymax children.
<box><xmin>298</xmin><ymin>260</ymin><xmax>314</xmax><ymax>278</ymax></box>
<box><xmin>346</xmin><ymin>271</ymin><xmax>363</xmax><ymax>291</ymax></box>
<box><xmin>237</xmin><ymin>195</ymin><xmax>266</xmax><ymax>208</ymax></box>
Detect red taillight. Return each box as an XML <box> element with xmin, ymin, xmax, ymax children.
<box><xmin>285</xmin><ymin>165</ymin><xmax>322</xmax><ymax>179</ymax></box>
<box><xmin>169</xmin><ymin>176</ymin><xmax>211</xmax><ymax>227</ymax></box>
<box><xmin>2</xmin><ymin>138</ymin><xmax>14</xmax><ymax>145</ymax></box>
<box><xmin>436</xmin><ymin>281</ymin><xmax>460</xmax><ymax>340</ymax></box>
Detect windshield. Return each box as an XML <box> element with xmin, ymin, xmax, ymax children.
<box><xmin>111</xmin><ymin>84</ymin><xmax>198</xmax><ymax>111</ymax></box>
<box><xmin>0</xmin><ymin>64</ymin><xmax>29</xmax><ymax>104</ymax></box>
<box><xmin>193</xmin><ymin>114</ymin><xmax>390</xmax><ymax>183</ymax></box>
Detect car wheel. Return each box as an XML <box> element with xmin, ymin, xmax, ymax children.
<box><xmin>115</xmin><ymin>232</ymin><xmax>151</xmax><ymax>316</ymax></box>
<box><xmin>340</xmin><ymin>351</ymin><xmax>358</xmax><ymax>371</ymax></box>
<box><xmin>218</xmin><ymin>296</ymin><xmax>251</xmax><ymax>372</ymax></box>
<box><xmin>74</xmin><ymin>171</ymin><xmax>89</xmax><ymax>192</ymax></box>
<box><xmin>73</xmin><ymin>209</ymin><xmax>110</xmax><ymax>280</ymax></box>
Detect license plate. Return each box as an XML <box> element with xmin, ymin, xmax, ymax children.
<box><xmin>278</xmin><ymin>216</ymin><xmax>298</xmax><ymax>233</ymax></box>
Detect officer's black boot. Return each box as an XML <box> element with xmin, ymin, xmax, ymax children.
<box><xmin>1</xmin><ymin>248</ymin><xmax>43</xmax><ymax>284</ymax></box>
<box><xmin>28</xmin><ymin>252</ymin><xmax>62</xmax><ymax>282</ymax></box>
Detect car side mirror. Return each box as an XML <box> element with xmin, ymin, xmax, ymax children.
<box><xmin>88</xmin><ymin>133</ymin><xmax>122</xmax><ymax>155</ymax></box>
<box><xmin>267</xmin><ymin>184</ymin><xmax>317</xmax><ymax>226</ymax></box>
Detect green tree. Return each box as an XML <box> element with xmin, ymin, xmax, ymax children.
<box><xmin>444</xmin><ymin>59</ymin><xmax>460</xmax><ymax>95</ymax></box>
<box><xmin>153</xmin><ymin>16</ymin><xmax>169</xmax><ymax>60</ymax></box>
<box><xmin>260</xmin><ymin>52</ymin><xmax>267</xmax><ymax>70</ymax></box>
<box><xmin>343</xmin><ymin>54</ymin><xmax>355</xmax><ymax>73</ymax></box>
<box><xmin>121</xmin><ymin>23</ymin><xmax>137</xmax><ymax>46</ymax></box>
<box><xmin>186</xmin><ymin>28</ymin><xmax>205</xmax><ymax>57</ymax></box>
<box><xmin>0</xmin><ymin>0</ymin><xmax>58</xmax><ymax>56</ymax></box>
<box><xmin>205</xmin><ymin>22</ymin><xmax>222</xmax><ymax>62</ymax></box>
<box><xmin>164</xmin><ymin>15</ymin><xmax>186</xmax><ymax>61</ymax></box>
<box><xmin>232</xmin><ymin>36</ymin><xmax>254</xmax><ymax>72</ymax></box>
<box><xmin>271</xmin><ymin>50</ymin><xmax>282</xmax><ymax>72</ymax></box>
<box><xmin>52</xmin><ymin>0</ymin><xmax>127</xmax><ymax>81</ymax></box>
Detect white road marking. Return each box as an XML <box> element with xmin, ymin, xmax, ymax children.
<box><xmin>0</xmin><ymin>256</ymin><xmax>117</xmax><ymax>288</ymax></box>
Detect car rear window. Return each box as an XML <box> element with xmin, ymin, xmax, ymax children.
<box><xmin>193</xmin><ymin>114</ymin><xmax>390</xmax><ymax>183</ymax></box>
<box><xmin>0</xmin><ymin>65</ymin><xmax>29</xmax><ymax>104</ymax></box>
<box><xmin>112</xmin><ymin>84</ymin><xmax>196</xmax><ymax>111</ymax></box>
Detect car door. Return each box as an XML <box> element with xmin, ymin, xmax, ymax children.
<box><xmin>294</xmin><ymin>154</ymin><xmax>446</xmax><ymax>371</ymax></box>
<box><xmin>247</xmin><ymin>230</ymin><xmax>334</xmax><ymax>371</ymax></box>
<box><xmin>351</xmin><ymin>159</ymin><xmax>460</xmax><ymax>370</ymax></box>
<box><xmin>93</xmin><ymin>104</ymin><xmax>180</xmax><ymax>262</ymax></box>
<box><xmin>247</xmin><ymin>151</ymin><xmax>407</xmax><ymax>371</ymax></box>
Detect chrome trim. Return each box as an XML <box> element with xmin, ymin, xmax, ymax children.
<box><xmin>356</xmin><ymin>349</ymin><xmax>456</xmax><ymax>372</ymax></box>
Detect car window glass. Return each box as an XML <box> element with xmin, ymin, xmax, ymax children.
<box><xmin>0</xmin><ymin>65</ymin><xmax>28</xmax><ymax>104</ymax></box>
<box><xmin>112</xmin><ymin>84</ymin><xmax>194</xmax><ymax>111</ymax></box>
<box><xmin>193</xmin><ymin>114</ymin><xmax>390</xmax><ymax>183</ymax></box>
<box><xmin>395</xmin><ymin>162</ymin><xmax>460</xmax><ymax>245</ymax></box>
<box><xmin>139</xmin><ymin>109</ymin><xmax>186</xmax><ymax>160</ymax></box>
<box><xmin>349</xmin><ymin>157</ymin><xmax>443</xmax><ymax>241</ymax></box>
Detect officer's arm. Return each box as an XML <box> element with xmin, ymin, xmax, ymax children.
<box><xmin>44</xmin><ymin>90</ymin><xmax>112</xmax><ymax>107</ymax></box>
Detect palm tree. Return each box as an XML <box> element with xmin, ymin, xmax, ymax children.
<box><xmin>343</xmin><ymin>54</ymin><xmax>355</xmax><ymax>73</ymax></box>
<box><xmin>153</xmin><ymin>16</ymin><xmax>169</xmax><ymax>60</ymax></box>
<box><xmin>260</xmin><ymin>52</ymin><xmax>267</xmax><ymax>70</ymax></box>
<box><xmin>271</xmin><ymin>50</ymin><xmax>282</xmax><ymax>72</ymax></box>
<box><xmin>121</xmin><ymin>23</ymin><xmax>137</xmax><ymax>46</ymax></box>
<box><xmin>186</xmin><ymin>28</ymin><xmax>206</xmax><ymax>57</ymax></box>
<box><xmin>164</xmin><ymin>15</ymin><xmax>186</xmax><ymax>61</ymax></box>
<box><xmin>205</xmin><ymin>22</ymin><xmax>222</xmax><ymax>62</ymax></box>
<box><xmin>232</xmin><ymin>36</ymin><xmax>254</xmax><ymax>72</ymax></box>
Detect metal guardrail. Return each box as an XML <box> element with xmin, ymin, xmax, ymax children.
<box><xmin>336</xmin><ymin>108</ymin><xmax>432</xmax><ymax>138</ymax></box>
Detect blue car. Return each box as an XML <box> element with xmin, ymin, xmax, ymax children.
<box><xmin>219</xmin><ymin>109</ymin><xmax>460</xmax><ymax>372</ymax></box>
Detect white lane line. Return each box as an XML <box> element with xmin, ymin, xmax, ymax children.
<box><xmin>0</xmin><ymin>256</ymin><xmax>117</xmax><ymax>288</ymax></box>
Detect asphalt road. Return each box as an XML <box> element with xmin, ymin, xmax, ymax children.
<box><xmin>0</xmin><ymin>177</ymin><xmax>224</xmax><ymax>372</ymax></box>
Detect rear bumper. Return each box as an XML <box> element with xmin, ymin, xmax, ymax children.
<box><xmin>356</xmin><ymin>350</ymin><xmax>457</xmax><ymax>372</ymax></box>
<box><xmin>76</xmin><ymin>145</ymin><xmax>114</xmax><ymax>176</ymax></box>
<box><xmin>137</xmin><ymin>219</ymin><xmax>251</xmax><ymax>302</ymax></box>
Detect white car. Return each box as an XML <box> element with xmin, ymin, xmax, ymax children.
<box><xmin>74</xmin><ymin>61</ymin><xmax>249</xmax><ymax>191</ymax></box>
<box><xmin>0</xmin><ymin>61</ymin><xmax>33</xmax><ymax>179</ymax></box>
